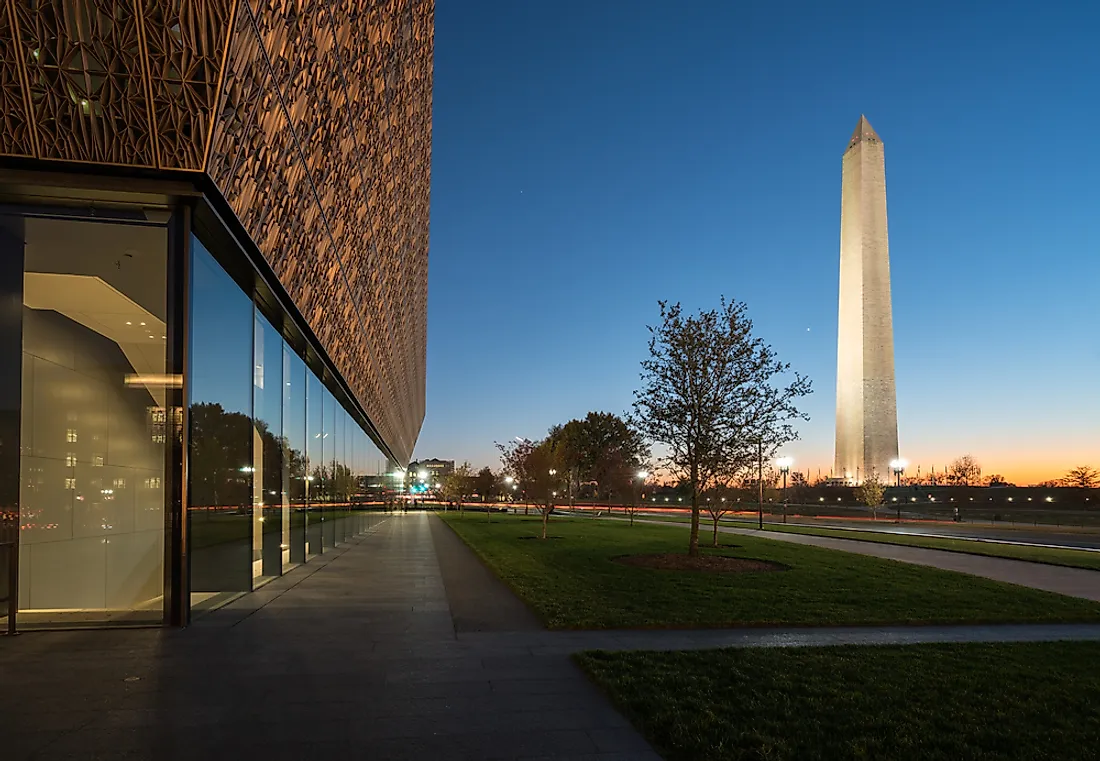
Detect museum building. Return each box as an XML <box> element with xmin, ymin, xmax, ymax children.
<box><xmin>0</xmin><ymin>0</ymin><xmax>433</xmax><ymax>630</ymax></box>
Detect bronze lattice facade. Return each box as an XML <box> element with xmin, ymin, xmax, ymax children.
<box><xmin>0</xmin><ymin>0</ymin><xmax>432</xmax><ymax>464</ymax></box>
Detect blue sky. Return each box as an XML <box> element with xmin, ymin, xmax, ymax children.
<box><xmin>414</xmin><ymin>0</ymin><xmax>1100</xmax><ymax>483</ymax></box>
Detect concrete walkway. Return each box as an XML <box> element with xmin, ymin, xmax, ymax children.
<box><xmin>633</xmin><ymin>518</ymin><xmax>1100</xmax><ymax>602</ymax></box>
<box><xmin>1</xmin><ymin>513</ymin><xmax>660</xmax><ymax>761</ymax></box>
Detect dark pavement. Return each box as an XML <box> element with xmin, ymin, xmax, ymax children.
<box><xmin>1</xmin><ymin>513</ymin><xmax>659</xmax><ymax>761</ymax></box>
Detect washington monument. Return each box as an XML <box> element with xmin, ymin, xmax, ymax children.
<box><xmin>835</xmin><ymin>115</ymin><xmax>899</xmax><ymax>483</ymax></box>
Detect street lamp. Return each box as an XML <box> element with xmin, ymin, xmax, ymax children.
<box><xmin>890</xmin><ymin>459</ymin><xmax>907</xmax><ymax>522</ymax></box>
<box><xmin>889</xmin><ymin>459</ymin><xmax>907</xmax><ymax>487</ymax></box>
<box><xmin>776</xmin><ymin>456</ymin><xmax>793</xmax><ymax>524</ymax></box>
<box><xmin>632</xmin><ymin>470</ymin><xmax>649</xmax><ymax>520</ymax></box>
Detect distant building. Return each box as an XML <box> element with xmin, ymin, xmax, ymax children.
<box><xmin>410</xmin><ymin>459</ymin><xmax>455</xmax><ymax>482</ymax></box>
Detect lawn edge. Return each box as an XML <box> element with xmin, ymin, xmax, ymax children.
<box><xmin>612</xmin><ymin>515</ymin><xmax>1100</xmax><ymax>573</ymax></box>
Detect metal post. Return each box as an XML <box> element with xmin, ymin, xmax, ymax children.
<box><xmin>782</xmin><ymin>469</ymin><xmax>788</xmax><ymax>524</ymax></box>
<box><xmin>757</xmin><ymin>439</ymin><xmax>763</xmax><ymax>530</ymax></box>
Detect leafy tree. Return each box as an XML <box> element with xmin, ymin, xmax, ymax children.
<box><xmin>441</xmin><ymin>463</ymin><xmax>475</xmax><ymax>515</ymax></box>
<box><xmin>788</xmin><ymin>471</ymin><xmax>811</xmax><ymax>505</ymax></box>
<box><xmin>1063</xmin><ymin>465</ymin><xmax>1099</xmax><ymax>489</ymax></box>
<box><xmin>498</xmin><ymin>438</ymin><xmax>565</xmax><ymax>537</ymax></box>
<box><xmin>633</xmin><ymin>299</ymin><xmax>811</xmax><ymax>556</ymax></box>
<box><xmin>473</xmin><ymin>466</ymin><xmax>498</xmax><ymax>521</ymax></box>
<box><xmin>856</xmin><ymin>472</ymin><xmax>886</xmax><ymax>519</ymax></box>
<box><xmin>985</xmin><ymin>474</ymin><xmax>1010</xmax><ymax>487</ymax></box>
<box><xmin>948</xmin><ymin>455</ymin><xmax>982</xmax><ymax>486</ymax></box>
<box><xmin>549</xmin><ymin>412</ymin><xmax>649</xmax><ymax>502</ymax></box>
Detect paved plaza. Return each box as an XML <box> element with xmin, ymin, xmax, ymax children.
<box><xmin>5</xmin><ymin>512</ymin><xmax>1100</xmax><ymax>761</ymax></box>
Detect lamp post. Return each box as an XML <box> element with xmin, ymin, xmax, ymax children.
<box><xmin>776</xmin><ymin>456</ymin><xmax>793</xmax><ymax>524</ymax></box>
<box><xmin>757</xmin><ymin>439</ymin><xmax>764</xmax><ymax>530</ymax></box>
<box><xmin>890</xmin><ymin>458</ymin><xmax>907</xmax><ymax>522</ymax></box>
<box><xmin>548</xmin><ymin>469</ymin><xmax>557</xmax><ymax>514</ymax></box>
<box><xmin>632</xmin><ymin>470</ymin><xmax>649</xmax><ymax>526</ymax></box>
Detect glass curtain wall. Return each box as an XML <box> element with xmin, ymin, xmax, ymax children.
<box><xmin>15</xmin><ymin>215</ymin><xmax>169</xmax><ymax>627</ymax></box>
<box><xmin>306</xmin><ymin>371</ymin><xmax>323</xmax><ymax>558</ymax></box>
<box><xmin>188</xmin><ymin>239</ymin><xmax>253</xmax><ymax>609</ymax></box>
<box><xmin>284</xmin><ymin>345</ymin><xmax>306</xmax><ymax>567</ymax></box>
<box><xmin>186</xmin><ymin>235</ymin><xmax>391</xmax><ymax>616</ymax></box>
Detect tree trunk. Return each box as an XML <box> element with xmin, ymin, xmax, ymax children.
<box><xmin>712</xmin><ymin>517</ymin><xmax>719</xmax><ymax>547</ymax></box>
<box><xmin>486</xmin><ymin>500</ymin><xmax>491</xmax><ymax>523</ymax></box>
<box><xmin>541</xmin><ymin>504</ymin><xmax>549</xmax><ymax>539</ymax></box>
<box><xmin>458</xmin><ymin>499</ymin><xmax>463</xmax><ymax>517</ymax></box>
<box><xmin>688</xmin><ymin>462</ymin><xmax>700</xmax><ymax>557</ymax></box>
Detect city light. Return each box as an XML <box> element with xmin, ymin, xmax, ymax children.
<box><xmin>776</xmin><ymin>456</ymin><xmax>793</xmax><ymax>472</ymax></box>
<box><xmin>637</xmin><ymin>470</ymin><xmax>649</xmax><ymax>479</ymax></box>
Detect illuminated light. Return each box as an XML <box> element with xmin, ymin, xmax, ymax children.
<box><xmin>258</xmin><ymin>516</ymin><xmax>265</xmax><ymax>523</ymax></box>
<box><xmin>776</xmin><ymin>456</ymin><xmax>793</xmax><ymax>471</ymax></box>
<box><xmin>139</xmin><ymin>322</ymin><xmax>146</xmax><ymax>326</ymax></box>
<box><xmin>124</xmin><ymin>373</ymin><xmax>183</xmax><ymax>388</ymax></box>
<box><xmin>1027</xmin><ymin>497</ymin><xmax>1032</xmax><ymax>502</ymax></box>
<box><xmin>891</xmin><ymin>497</ymin><xmax>897</xmax><ymax>502</ymax></box>
<box><xmin>819</xmin><ymin>497</ymin><xmax>824</xmax><ymax>502</ymax></box>
<box><xmin>549</xmin><ymin>469</ymin><xmax>557</xmax><ymax>476</ymax></box>
<box><xmin>637</xmin><ymin>470</ymin><xmax>649</xmax><ymax>479</ymax></box>
<box><xmin>418</xmin><ymin>471</ymin><xmax>428</xmax><ymax>480</ymax></box>
<box><xmin>1008</xmin><ymin>497</ymin><xmax>1014</xmax><ymax>502</ymax></box>
<box><xmin>125</xmin><ymin>321</ymin><xmax>132</xmax><ymax>325</ymax></box>
<box><xmin>1045</xmin><ymin>496</ymin><xmax>1053</xmax><ymax>502</ymax></box>
<box><xmin>505</xmin><ymin>476</ymin><xmax>514</xmax><ymax>484</ymax></box>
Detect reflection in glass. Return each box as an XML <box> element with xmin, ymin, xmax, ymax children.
<box><xmin>254</xmin><ymin>313</ymin><xmax>284</xmax><ymax>581</ymax></box>
<box><xmin>17</xmin><ymin>216</ymin><xmax>167</xmax><ymax>627</ymax></box>
<box><xmin>188</xmin><ymin>239</ymin><xmax>253</xmax><ymax>606</ymax></box>
<box><xmin>284</xmin><ymin>344</ymin><xmax>306</xmax><ymax>566</ymax></box>
<box><xmin>306</xmin><ymin>370</ymin><xmax>323</xmax><ymax>557</ymax></box>
<box><xmin>323</xmin><ymin>387</ymin><xmax>336</xmax><ymax>549</ymax></box>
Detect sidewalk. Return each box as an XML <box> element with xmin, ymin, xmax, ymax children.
<box><xmin>1</xmin><ymin>513</ymin><xmax>660</xmax><ymax>761</ymax></box>
<box><xmin>634</xmin><ymin>518</ymin><xmax>1100</xmax><ymax>602</ymax></box>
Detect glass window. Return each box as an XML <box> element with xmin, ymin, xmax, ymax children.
<box><xmin>305</xmin><ymin>369</ymin><xmax>324</xmax><ymax>557</ymax></box>
<box><xmin>188</xmin><ymin>238</ymin><xmax>253</xmax><ymax>608</ymax></box>
<box><xmin>284</xmin><ymin>343</ymin><xmax>306</xmax><ymax>566</ymax></box>
<box><xmin>17</xmin><ymin>216</ymin><xmax>167</xmax><ymax>627</ymax></box>
<box><xmin>253</xmin><ymin>313</ymin><xmax>283</xmax><ymax>581</ymax></box>
<box><xmin>322</xmin><ymin>387</ymin><xmax>336</xmax><ymax>549</ymax></box>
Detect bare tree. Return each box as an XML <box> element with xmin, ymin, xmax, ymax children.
<box><xmin>856</xmin><ymin>472</ymin><xmax>886</xmax><ymax>519</ymax></box>
<box><xmin>948</xmin><ymin>455</ymin><xmax>982</xmax><ymax>486</ymax></box>
<box><xmin>1063</xmin><ymin>465</ymin><xmax>1099</xmax><ymax>489</ymax></box>
<box><xmin>704</xmin><ymin>482</ymin><xmax>737</xmax><ymax>547</ymax></box>
<box><xmin>633</xmin><ymin>299</ymin><xmax>811</xmax><ymax>556</ymax></box>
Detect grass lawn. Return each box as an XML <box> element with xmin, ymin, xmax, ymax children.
<box><xmin>575</xmin><ymin>642</ymin><xmax>1100</xmax><ymax>761</ymax></box>
<box><xmin>630</xmin><ymin>514</ymin><xmax>1100</xmax><ymax>571</ymax></box>
<box><xmin>440</xmin><ymin>513</ymin><xmax>1100</xmax><ymax>628</ymax></box>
